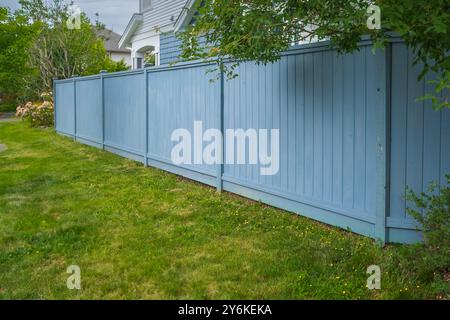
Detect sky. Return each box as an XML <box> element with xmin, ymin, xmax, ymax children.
<box><xmin>1</xmin><ymin>0</ymin><xmax>139</xmax><ymax>34</ymax></box>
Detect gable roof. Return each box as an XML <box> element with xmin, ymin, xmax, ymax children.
<box><xmin>97</xmin><ymin>29</ymin><xmax>131</xmax><ymax>54</ymax></box>
<box><xmin>119</xmin><ymin>13</ymin><xmax>144</xmax><ymax>49</ymax></box>
<box><xmin>119</xmin><ymin>0</ymin><xmax>189</xmax><ymax>48</ymax></box>
<box><xmin>174</xmin><ymin>0</ymin><xmax>202</xmax><ymax>32</ymax></box>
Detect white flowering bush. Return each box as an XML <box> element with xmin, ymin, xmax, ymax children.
<box><xmin>16</xmin><ymin>92</ymin><xmax>54</xmax><ymax>127</ymax></box>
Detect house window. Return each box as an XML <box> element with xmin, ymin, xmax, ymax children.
<box><xmin>140</xmin><ymin>0</ymin><xmax>152</xmax><ymax>12</ymax></box>
<box><xmin>136</xmin><ymin>57</ymin><xmax>143</xmax><ymax>69</ymax></box>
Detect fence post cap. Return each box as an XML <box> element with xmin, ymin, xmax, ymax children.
<box><xmin>100</xmin><ymin>70</ymin><xmax>108</xmax><ymax>74</ymax></box>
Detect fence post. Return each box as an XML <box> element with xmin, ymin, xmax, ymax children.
<box><xmin>100</xmin><ymin>70</ymin><xmax>107</xmax><ymax>150</ymax></box>
<box><xmin>72</xmin><ymin>75</ymin><xmax>77</xmax><ymax>141</ymax></box>
<box><xmin>52</xmin><ymin>77</ymin><xmax>58</xmax><ymax>130</ymax></box>
<box><xmin>144</xmin><ymin>69</ymin><xmax>149</xmax><ymax>167</ymax></box>
<box><xmin>217</xmin><ymin>67</ymin><xmax>225</xmax><ymax>192</ymax></box>
<box><xmin>374</xmin><ymin>45</ymin><xmax>391</xmax><ymax>245</ymax></box>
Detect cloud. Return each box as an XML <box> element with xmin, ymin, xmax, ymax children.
<box><xmin>1</xmin><ymin>0</ymin><xmax>139</xmax><ymax>34</ymax></box>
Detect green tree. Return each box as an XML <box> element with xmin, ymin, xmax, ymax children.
<box><xmin>180</xmin><ymin>0</ymin><xmax>449</xmax><ymax>109</ymax></box>
<box><xmin>17</xmin><ymin>0</ymin><xmax>128</xmax><ymax>95</ymax></box>
<box><xmin>407</xmin><ymin>178</ymin><xmax>450</xmax><ymax>274</ymax></box>
<box><xmin>0</xmin><ymin>7</ymin><xmax>38</xmax><ymax>106</ymax></box>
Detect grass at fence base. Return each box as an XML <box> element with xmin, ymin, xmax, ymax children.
<box><xmin>0</xmin><ymin>121</ymin><xmax>448</xmax><ymax>300</ymax></box>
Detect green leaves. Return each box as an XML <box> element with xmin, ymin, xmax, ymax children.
<box><xmin>0</xmin><ymin>1</ymin><xmax>129</xmax><ymax>103</ymax></box>
<box><xmin>0</xmin><ymin>6</ymin><xmax>38</xmax><ymax>103</ymax></box>
<box><xmin>181</xmin><ymin>0</ymin><xmax>449</xmax><ymax>109</ymax></box>
<box><xmin>406</xmin><ymin>176</ymin><xmax>450</xmax><ymax>273</ymax></box>
<box><xmin>379</xmin><ymin>0</ymin><xmax>449</xmax><ymax>108</ymax></box>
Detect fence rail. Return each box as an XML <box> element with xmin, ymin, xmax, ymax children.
<box><xmin>54</xmin><ymin>40</ymin><xmax>450</xmax><ymax>244</ymax></box>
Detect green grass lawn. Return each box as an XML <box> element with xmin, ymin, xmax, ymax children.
<box><xmin>0</xmin><ymin>121</ymin><xmax>448</xmax><ymax>299</ymax></box>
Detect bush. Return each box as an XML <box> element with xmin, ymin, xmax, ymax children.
<box><xmin>0</xmin><ymin>93</ymin><xmax>18</xmax><ymax>113</ymax></box>
<box><xmin>0</xmin><ymin>102</ymin><xmax>17</xmax><ymax>113</ymax></box>
<box><xmin>407</xmin><ymin>177</ymin><xmax>450</xmax><ymax>273</ymax></box>
<box><xmin>16</xmin><ymin>92</ymin><xmax>54</xmax><ymax>127</ymax></box>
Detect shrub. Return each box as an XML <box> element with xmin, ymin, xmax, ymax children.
<box><xmin>16</xmin><ymin>92</ymin><xmax>54</xmax><ymax>127</ymax></box>
<box><xmin>0</xmin><ymin>93</ymin><xmax>18</xmax><ymax>113</ymax></box>
<box><xmin>407</xmin><ymin>177</ymin><xmax>450</xmax><ymax>273</ymax></box>
<box><xmin>0</xmin><ymin>102</ymin><xmax>17</xmax><ymax>113</ymax></box>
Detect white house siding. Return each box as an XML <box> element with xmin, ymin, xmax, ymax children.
<box><xmin>110</xmin><ymin>52</ymin><xmax>132</xmax><ymax>68</ymax></box>
<box><xmin>140</xmin><ymin>0</ymin><xmax>187</xmax><ymax>33</ymax></box>
<box><xmin>132</xmin><ymin>0</ymin><xmax>187</xmax><ymax>37</ymax></box>
<box><xmin>126</xmin><ymin>0</ymin><xmax>188</xmax><ymax>68</ymax></box>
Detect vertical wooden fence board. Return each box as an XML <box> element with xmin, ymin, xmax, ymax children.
<box><xmin>75</xmin><ymin>78</ymin><xmax>102</xmax><ymax>145</ymax></box>
<box><xmin>55</xmin><ymin>81</ymin><xmax>75</xmax><ymax>135</ymax></box>
<box><xmin>104</xmin><ymin>73</ymin><xmax>146</xmax><ymax>160</ymax></box>
<box><xmin>388</xmin><ymin>42</ymin><xmax>450</xmax><ymax>243</ymax></box>
<box><xmin>222</xmin><ymin>46</ymin><xmax>381</xmax><ymax>238</ymax></box>
<box><xmin>147</xmin><ymin>64</ymin><xmax>221</xmax><ymax>181</ymax></box>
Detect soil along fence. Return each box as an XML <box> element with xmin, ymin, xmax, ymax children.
<box><xmin>54</xmin><ymin>38</ymin><xmax>450</xmax><ymax>244</ymax></box>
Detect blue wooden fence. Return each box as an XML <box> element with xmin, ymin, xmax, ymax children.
<box><xmin>54</xmin><ymin>39</ymin><xmax>449</xmax><ymax>244</ymax></box>
<box><xmin>388</xmin><ymin>41</ymin><xmax>450</xmax><ymax>243</ymax></box>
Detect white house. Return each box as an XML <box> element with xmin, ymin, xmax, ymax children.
<box><xmin>119</xmin><ymin>0</ymin><xmax>199</xmax><ymax>69</ymax></box>
<box><xmin>98</xmin><ymin>29</ymin><xmax>132</xmax><ymax>68</ymax></box>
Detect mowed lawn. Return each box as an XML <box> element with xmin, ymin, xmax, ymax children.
<box><xmin>0</xmin><ymin>121</ymin><xmax>447</xmax><ymax>299</ymax></box>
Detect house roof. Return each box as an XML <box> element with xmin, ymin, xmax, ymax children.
<box><xmin>119</xmin><ymin>13</ymin><xmax>144</xmax><ymax>49</ymax></box>
<box><xmin>97</xmin><ymin>28</ymin><xmax>131</xmax><ymax>54</ymax></box>
<box><xmin>174</xmin><ymin>0</ymin><xmax>202</xmax><ymax>32</ymax></box>
<box><xmin>119</xmin><ymin>0</ymin><xmax>192</xmax><ymax>49</ymax></box>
